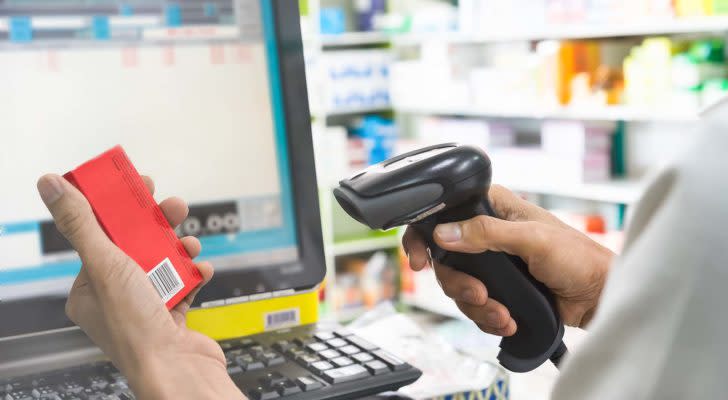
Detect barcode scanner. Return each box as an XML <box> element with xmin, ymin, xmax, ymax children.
<box><xmin>333</xmin><ymin>143</ymin><xmax>568</xmax><ymax>373</ymax></box>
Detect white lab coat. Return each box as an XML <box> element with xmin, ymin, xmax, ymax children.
<box><xmin>552</xmin><ymin>103</ymin><xmax>728</xmax><ymax>399</ymax></box>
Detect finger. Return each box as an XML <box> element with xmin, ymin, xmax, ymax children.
<box><xmin>181</xmin><ymin>236</ymin><xmax>202</xmax><ymax>258</ymax></box>
<box><xmin>489</xmin><ymin>184</ymin><xmax>569</xmax><ymax>227</ymax></box>
<box><xmin>433</xmin><ymin>215</ymin><xmax>549</xmax><ymax>259</ymax></box>
<box><xmin>159</xmin><ymin>197</ymin><xmax>189</xmax><ymax>228</ymax></box>
<box><xmin>402</xmin><ymin>227</ymin><xmax>429</xmax><ymax>271</ymax></box>
<box><xmin>37</xmin><ymin>174</ymin><xmax>122</xmax><ymax>266</ymax></box>
<box><xmin>432</xmin><ymin>262</ymin><xmax>487</xmax><ymax>305</ymax></box>
<box><xmin>171</xmin><ymin>261</ymin><xmax>213</xmax><ymax>325</ymax></box>
<box><xmin>141</xmin><ymin>175</ymin><xmax>155</xmax><ymax>196</ymax></box>
<box><xmin>455</xmin><ymin>298</ymin><xmax>516</xmax><ymax>335</ymax></box>
<box><xmin>476</xmin><ymin>318</ymin><xmax>517</xmax><ymax>337</ymax></box>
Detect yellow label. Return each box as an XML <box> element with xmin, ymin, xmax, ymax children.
<box><xmin>187</xmin><ymin>291</ymin><xmax>319</xmax><ymax>341</ymax></box>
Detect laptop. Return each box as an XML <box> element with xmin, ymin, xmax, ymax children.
<box><xmin>0</xmin><ymin>1</ymin><xmax>421</xmax><ymax>399</ymax></box>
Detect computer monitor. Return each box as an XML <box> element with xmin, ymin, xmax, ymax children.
<box><xmin>0</xmin><ymin>0</ymin><xmax>324</xmax><ymax>338</ymax></box>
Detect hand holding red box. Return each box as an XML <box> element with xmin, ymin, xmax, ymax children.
<box><xmin>36</xmin><ymin>162</ymin><xmax>244</xmax><ymax>399</ymax></box>
<box><xmin>63</xmin><ymin>146</ymin><xmax>203</xmax><ymax>309</ymax></box>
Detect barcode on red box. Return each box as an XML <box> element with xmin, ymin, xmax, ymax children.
<box><xmin>148</xmin><ymin>257</ymin><xmax>184</xmax><ymax>303</ymax></box>
<box><xmin>264</xmin><ymin>308</ymin><xmax>300</xmax><ymax>330</ymax></box>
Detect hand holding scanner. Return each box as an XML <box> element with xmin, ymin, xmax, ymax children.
<box><xmin>333</xmin><ymin>143</ymin><xmax>568</xmax><ymax>372</ymax></box>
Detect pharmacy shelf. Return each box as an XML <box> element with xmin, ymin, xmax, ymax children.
<box><xmin>396</xmin><ymin>104</ymin><xmax>700</xmax><ymax>122</ymax></box>
<box><xmin>332</xmin><ymin>235</ymin><xmax>401</xmax><ymax>257</ymax></box>
<box><xmin>392</xmin><ymin>17</ymin><xmax>728</xmax><ymax>44</ymax></box>
<box><xmin>307</xmin><ymin>31</ymin><xmax>392</xmax><ymax>47</ymax></box>
<box><xmin>503</xmin><ymin>179</ymin><xmax>647</xmax><ymax>204</ymax></box>
<box><xmin>325</xmin><ymin>105</ymin><xmax>392</xmax><ymax>116</ymax></box>
<box><xmin>307</xmin><ymin>17</ymin><xmax>728</xmax><ymax>48</ymax></box>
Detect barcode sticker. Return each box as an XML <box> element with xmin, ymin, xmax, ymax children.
<box><xmin>147</xmin><ymin>257</ymin><xmax>184</xmax><ymax>303</ymax></box>
<box><xmin>264</xmin><ymin>308</ymin><xmax>300</xmax><ymax>330</ymax></box>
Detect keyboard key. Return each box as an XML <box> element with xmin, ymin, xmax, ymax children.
<box><xmin>334</xmin><ymin>329</ymin><xmax>353</xmax><ymax>337</ymax></box>
<box><xmin>285</xmin><ymin>349</ymin><xmax>306</xmax><ymax>359</ymax></box>
<box><xmin>246</xmin><ymin>360</ymin><xmax>265</xmax><ymax>371</ymax></box>
<box><xmin>247</xmin><ymin>386</ymin><xmax>279</xmax><ymax>400</ymax></box>
<box><xmin>295</xmin><ymin>376</ymin><xmax>323</xmax><ymax>392</ymax></box>
<box><xmin>261</xmin><ymin>352</ymin><xmax>285</xmax><ymax>367</ymax></box>
<box><xmin>219</xmin><ymin>342</ymin><xmax>233</xmax><ymax>351</ymax></box>
<box><xmin>260</xmin><ymin>372</ymin><xmax>287</xmax><ymax>387</ymax></box>
<box><xmin>237</xmin><ymin>354</ymin><xmax>264</xmax><ymax>370</ymax></box>
<box><xmin>318</xmin><ymin>349</ymin><xmax>341</xmax><ymax>359</ymax></box>
<box><xmin>226</xmin><ymin>349</ymin><xmax>244</xmax><ymax>357</ymax></box>
<box><xmin>331</xmin><ymin>357</ymin><xmax>354</xmax><ymax>367</ymax></box>
<box><xmin>326</xmin><ymin>338</ymin><xmax>347</xmax><ymax>348</ymax></box>
<box><xmin>295</xmin><ymin>354</ymin><xmax>320</xmax><ymax>366</ymax></box>
<box><xmin>305</xmin><ymin>342</ymin><xmax>328</xmax><ymax>353</ymax></box>
<box><xmin>339</xmin><ymin>345</ymin><xmax>360</xmax><ymax>355</ymax></box>
<box><xmin>373</xmin><ymin>350</ymin><xmax>408</xmax><ymax>371</ymax></box>
<box><xmin>227</xmin><ymin>366</ymin><xmax>243</xmax><ymax>375</ymax></box>
<box><xmin>310</xmin><ymin>361</ymin><xmax>333</xmax><ymax>373</ymax></box>
<box><xmin>240</xmin><ymin>338</ymin><xmax>258</xmax><ymax>348</ymax></box>
<box><xmin>348</xmin><ymin>336</ymin><xmax>378</xmax><ymax>351</ymax></box>
<box><xmin>322</xmin><ymin>364</ymin><xmax>370</xmax><ymax>384</ymax></box>
<box><xmin>272</xmin><ymin>340</ymin><xmax>293</xmax><ymax>353</ymax></box>
<box><xmin>364</xmin><ymin>360</ymin><xmax>390</xmax><ymax>375</ymax></box>
<box><xmin>314</xmin><ymin>332</ymin><xmax>335</xmax><ymax>341</ymax></box>
<box><xmin>249</xmin><ymin>345</ymin><xmax>265</xmax><ymax>355</ymax></box>
<box><xmin>352</xmin><ymin>353</ymin><xmax>374</xmax><ymax>363</ymax></box>
<box><xmin>235</xmin><ymin>355</ymin><xmax>255</xmax><ymax>369</ymax></box>
<box><xmin>273</xmin><ymin>380</ymin><xmax>301</xmax><ymax>396</ymax></box>
<box><xmin>293</xmin><ymin>337</ymin><xmax>313</xmax><ymax>347</ymax></box>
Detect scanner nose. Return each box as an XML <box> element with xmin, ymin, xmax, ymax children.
<box><xmin>333</xmin><ymin>188</ymin><xmax>366</xmax><ymax>225</ymax></box>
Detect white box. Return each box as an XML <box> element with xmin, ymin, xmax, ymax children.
<box><xmin>490</xmin><ymin>148</ymin><xmax>610</xmax><ymax>185</ymax></box>
<box><xmin>541</xmin><ymin>120</ymin><xmax>611</xmax><ymax>156</ymax></box>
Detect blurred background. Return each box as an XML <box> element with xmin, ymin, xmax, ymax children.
<box><xmin>301</xmin><ymin>1</ymin><xmax>728</xmax><ymax>395</ymax></box>
<box><xmin>304</xmin><ymin>0</ymin><xmax>724</xmax><ymax>323</ymax></box>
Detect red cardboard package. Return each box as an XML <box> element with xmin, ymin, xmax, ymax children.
<box><xmin>64</xmin><ymin>146</ymin><xmax>202</xmax><ymax>309</ymax></box>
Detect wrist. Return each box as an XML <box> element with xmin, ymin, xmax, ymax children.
<box><xmin>579</xmin><ymin>245</ymin><xmax>614</xmax><ymax>328</ymax></box>
<box><xmin>123</xmin><ymin>342</ymin><xmax>244</xmax><ymax>400</ymax></box>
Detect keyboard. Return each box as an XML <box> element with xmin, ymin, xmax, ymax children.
<box><xmin>1</xmin><ymin>324</ymin><xmax>422</xmax><ymax>400</ymax></box>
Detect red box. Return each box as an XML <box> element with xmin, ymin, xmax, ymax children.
<box><xmin>64</xmin><ymin>146</ymin><xmax>202</xmax><ymax>309</ymax></box>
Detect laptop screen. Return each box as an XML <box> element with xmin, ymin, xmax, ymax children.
<box><xmin>0</xmin><ymin>1</ymin><xmax>323</xmax><ymax>337</ymax></box>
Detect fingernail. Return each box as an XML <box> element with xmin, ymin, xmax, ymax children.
<box><xmin>38</xmin><ymin>175</ymin><xmax>64</xmax><ymax>205</ymax></box>
<box><xmin>462</xmin><ymin>289</ymin><xmax>477</xmax><ymax>304</ymax></box>
<box><xmin>435</xmin><ymin>223</ymin><xmax>462</xmax><ymax>242</ymax></box>
<box><xmin>486</xmin><ymin>311</ymin><xmax>501</xmax><ymax>326</ymax></box>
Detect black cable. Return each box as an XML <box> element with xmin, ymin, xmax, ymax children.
<box><xmin>549</xmin><ymin>340</ymin><xmax>569</xmax><ymax>369</ymax></box>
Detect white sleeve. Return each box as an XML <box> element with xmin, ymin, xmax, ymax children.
<box><xmin>552</xmin><ymin>116</ymin><xmax>728</xmax><ymax>399</ymax></box>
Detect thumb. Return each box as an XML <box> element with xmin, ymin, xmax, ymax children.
<box><xmin>37</xmin><ymin>174</ymin><xmax>120</xmax><ymax>266</ymax></box>
<box><xmin>433</xmin><ymin>215</ymin><xmax>548</xmax><ymax>260</ymax></box>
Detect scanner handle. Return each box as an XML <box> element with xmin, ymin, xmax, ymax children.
<box><xmin>411</xmin><ymin>197</ymin><xmax>565</xmax><ymax>373</ymax></box>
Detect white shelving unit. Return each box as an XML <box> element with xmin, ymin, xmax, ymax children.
<box><xmin>325</xmin><ymin>106</ymin><xmax>392</xmax><ymax>117</ymax></box>
<box><xmin>503</xmin><ymin>179</ymin><xmax>647</xmax><ymax>204</ymax></box>
<box><xmin>306</xmin><ymin>17</ymin><xmax>728</xmax><ymax>47</ymax></box>
<box><xmin>315</xmin><ymin>31</ymin><xmax>392</xmax><ymax>47</ymax></box>
<box><xmin>332</xmin><ymin>235</ymin><xmax>401</xmax><ymax>257</ymax></box>
<box><xmin>396</xmin><ymin>105</ymin><xmax>700</xmax><ymax>122</ymax></box>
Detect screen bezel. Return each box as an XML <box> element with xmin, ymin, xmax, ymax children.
<box><xmin>0</xmin><ymin>0</ymin><xmax>325</xmax><ymax>339</ymax></box>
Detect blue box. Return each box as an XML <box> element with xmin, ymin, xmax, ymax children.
<box><xmin>204</xmin><ymin>2</ymin><xmax>218</xmax><ymax>17</ymax></box>
<box><xmin>9</xmin><ymin>17</ymin><xmax>32</xmax><ymax>43</ymax></box>
<box><xmin>92</xmin><ymin>16</ymin><xmax>110</xmax><ymax>40</ymax></box>
<box><xmin>165</xmin><ymin>3</ymin><xmax>182</xmax><ymax>27</ymax></box>
<box><xmin>319</xmin><ymin>7</ymin><xmax>345</xmax><ymax>35</ymax></box>
<box><xmin>119</xmin><ymin>4</ymin><xmax>134</xmax><ymax>16</ymax></box>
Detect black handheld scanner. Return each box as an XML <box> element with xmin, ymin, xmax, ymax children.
<box><xmin>334</xmin><ymin>143</ymin><xmax>567</xmax><ymax>373</ymax></box>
